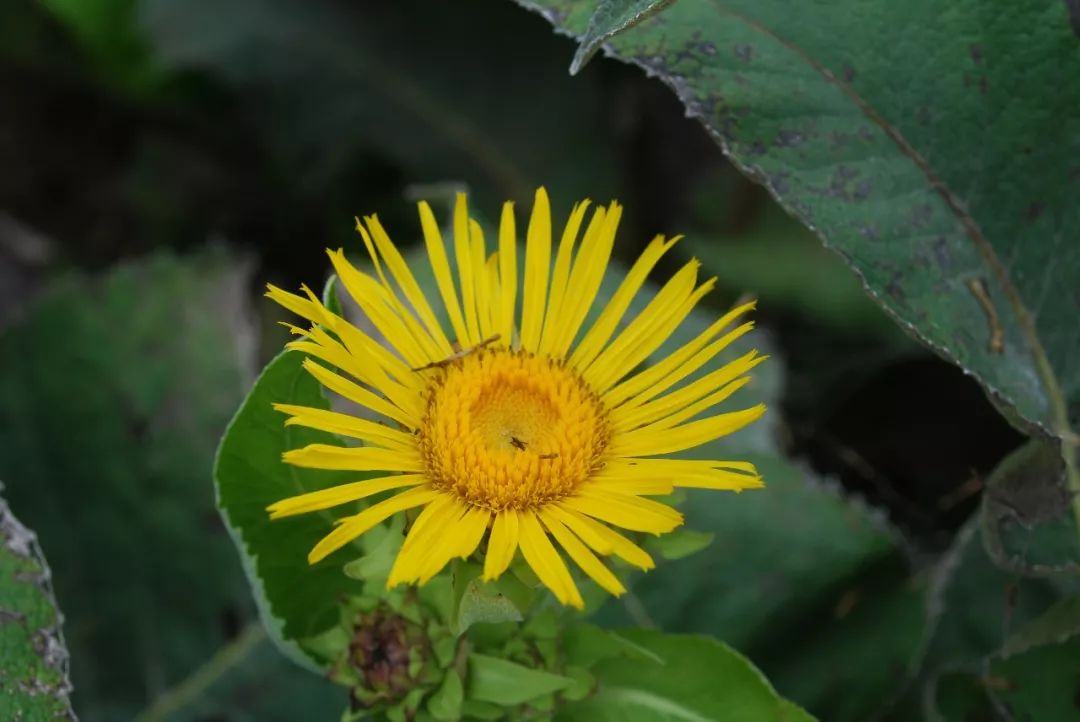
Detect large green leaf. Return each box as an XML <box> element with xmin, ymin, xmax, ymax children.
<box><xmin>557</xmin><ymin>629</ymin><xmax>815</xmax><ymax>721</ymax></box>
<box><xmin>0</xmin><ymin>493</ymin><xmax>75</xmax><ymax>721</ymax></box>
<box><xmin>215</xmin><ymin>348</ymin><xmax>367</xmax><ymax>668</ymax></box>
<box><xmin>0</xmin><ymin>251</ymin><xmax>340</xmax><ymax>720</ymax></box>
<box><xmin>515</xmin><ymin>0</ymin><xmax>1080</xmax><ymax>469</ymax></box>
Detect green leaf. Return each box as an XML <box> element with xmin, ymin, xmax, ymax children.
<box><xmin>465</xmin><ymin>653</ymin><xmax>574</xmax><ymax>706</ymax></box>
<box><xmin>981</xmin><ymin>636</ymin><xmax>1080</xmax><ymax>720</ymax></box>
<box><xmin>0</xmin><ymin>251</ymin><xmax>341</xmax><ymax>718</ymax></box>
<box><xmin>322</xmin><ymin>273</ymin><xmax>343</xmax><ymax>319</ymax></box>
<box><xmin>556</xmin><ymin>629</ymin><xmax>815</xmax><ymax>721</ymax></box>
<box><xmin>562</xmin><ymin>624</ymin><xmax>664</xmax><ymax>670</ymax></box>
<box><xmin>0</xmin><ymin>493</ymin><xmax>75</xmax><ymax>721</ymax></box>
<box><xmin>215</xmin><ymin>348</ymin><xmax>367</xmax><ymax>669</ymax></box>
<box><xmin>426</xmin><ymin>669</ymin><xmax>464</xmax><ymax>721</ymax></box>
<box><xmin>980</xmin><ymin>439</ymin><xmax>1079</xmax><ymax>575</ymax></box>
<box><xmin>1000</xmin><ymin>594</ymin><xmax>1080</xmax><ymax>658</ymax></box>
<box><xmin>898</xmin><ymin>516</ymin><xmax>1076</xmax><ymax>722</ymax></box>
<box><xmin>515</xmin><ymin>0</ymin><xmax>1080</xmax><ymax>473</ymax></box>
<box><xmin>596</xmin><ymin>454</ymin><xmax>925</xmax><ymax>721</ymax></box>
<box><xmin>342</xmin><ymin>514</ymin><xmax>406</xmax><ymax>583</ymax></box>
<box><xmin>930</xmin><ymin>630</ymin><xmax>1080</xmax><ymax>722</ymax></box>
<box><xmin>450</xmin><ymin>562</ymin><xmax>525</xmax><ymax>636</ymax></box>
<box><xmin>649</xmin><ymin>528</ymin><xmax>714</xmax><ymax>561</ymax></box>
<box><xmin>568</xmin><ymin>0</ymin><xmax>677</xmax><ymax>75</ymax></box>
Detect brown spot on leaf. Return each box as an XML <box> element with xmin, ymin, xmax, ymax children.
<box><xmin>970</xmin><ymin>44</ymin><xmax>983</xmax><ymax>64</ymax></box>
<box><xmin>842</xmin><ymin>64</ymin><xmax>856</xmax><ymax>82</ymax></box>
<box><xmin>966</xmin><ymin>277</ymin><xmax>1005</xmax><ymax>354</ymax></box>
<box><xmin>1026</xmin><ymin>202</ymin><xmax>1044</xmax><ymax>222</ymax></box>
<box><xmin>734</xmin><ymin>44</ymin><xmax>752</xmax><ymax>62</ymax></box>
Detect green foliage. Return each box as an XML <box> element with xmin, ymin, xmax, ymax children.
<box><xmin>568</xmin><ymin>0</ymin><xmax>676</xmax><ymax>75</ymax></box>
<box><xmin>558</xmin><ymin>628</ymin><xmax>815</xmax><ymax>721</ymax></box>
<box><xmin>597</xmin><ymin>454</ymin><xmax>925</xmax><ymax>721</ymax></box>
<box><xmin>0</xmin><ymin>252</ymin><xmax>343</xmax><ymax>720</ymax></box>
<box><xmin>0</xmin><ymin>493</ymin><xmax>75</xmax><ymax>721</ymax></box>
<box><xmin>466</xmin><ymin>654</ymin><xmax>574</xmax><ymax>706</ymax></box>
<box><xmin>215</xmin><ymin>348</ymin><xmax>367</xmax><ymax>667</ymax></box>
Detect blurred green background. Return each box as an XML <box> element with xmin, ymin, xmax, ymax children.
<box><xmin>0</xmin><ymin>1</ymin><xmax>1029</xmax><ymax>720</ymax></box>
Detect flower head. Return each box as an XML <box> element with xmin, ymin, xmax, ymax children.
<box><xmin>266</xmin><ymin>188</ymin><xmax>766</xmax><ymax>608</ymax></box>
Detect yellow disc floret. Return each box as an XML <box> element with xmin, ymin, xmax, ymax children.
<box><xmin>418</xmin><ymin>348</ymin><xmax>609</xmax><ymax>511</ymax></box>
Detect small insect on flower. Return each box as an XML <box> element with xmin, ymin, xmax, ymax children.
<box><xmin>266</xmin><ymin>188</ymin><xmax>767</xmax><ymax>608</ymax></box>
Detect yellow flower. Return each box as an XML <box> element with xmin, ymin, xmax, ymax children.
<box><xmin>266</xmin><ymin>188</ymin><xmax>766</xmax><ymax>608</ymax></box>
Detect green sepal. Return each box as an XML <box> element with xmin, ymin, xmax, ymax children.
<box><xmin>343</xmin><ymin>515</ymin><xmax>406</xmax><ymax>583</ymax></box>
<box><xmin>465</xmin><ymin>653</ymin><xmax>574</xmax><ymax>706</ymax></box>
<box><xmin>561</xmin><ymin>666</ymin><xmax>596</xmax><ymax>702</ymax></box>
<box><xmin>426</xmin><ymin>669</ymin><xmax>464</xmax><ymax>721</ymax></box>
<box><xmin>450</xmin><ymin>560</ymin><xmax>525</xmax><ymax>636</ymax></box>
<box><xmin>460</xmin><ymin>700</ymin><xmax>504</xmax><ymax>720</ymax></box>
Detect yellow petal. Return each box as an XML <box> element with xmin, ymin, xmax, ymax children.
<box><xmin>517</xmin><ymin>511</ymin><xmax>583</xmax><ymax>608</ymax></box>
<box><xmin>497</xmin><ymin>201</ymin><xmax>518</xmax><ymax>344</ymax></box>
<box><xmin>267</xmin><ymin>473</ymin><xmax>426</xmax><ymax>519</ymax></box>
<box><xmin>547</xmin><ymin>201</ymin><xmax>620</xmax><ymax>357</ymax></box>
<box><xmin>363</xmin><ymin>214</ymin><xmax>453</xmax><ymax>354</ymax></box>
<box><xmin>418</xmin><ymin>200</ymin><xmax>470</xmax><ymax>345</ymax></box>
<box><xmin>357</xmin><ymin>220</ymin><xmax>446</xmax><ymax>362</ymax></box>
<box><xmin>419</xmin><ymin>505</ymin><xmax>490</xmax><ymax>583</ymax></box>
<box><xmin>301</xmin><ymin>359</ymin><xmax>419</xmax><ymax>429</ymax></box>
<box><xmin>454</xmin><ymin>193</ymin><xmax>481</xmax><ymax>345</ymax></box>
<box><xmin>612</xmin><ymin>351</ymin><xmax>765</xmax><ymax>431</ymax></box>
<box><xmin>308</xmin><ymin>486</ymin><xmax>437</xmax><ymax>564</ymax></box>
<box><xmin>388</xmin><ymin>496</ymin><xmax>466</xmax><ymax>587</ymax></box>
<box><xmin>605</xmin><ymin>302</ymin><xmax>756</xmax><ymax>409</ymax></box>
<box><xmin>612</xmin><ymin>404</ymin><xmax>767</xmax><ymax>456</ymax></box>
<box><xmin>589</xmin><ymin>273</ymin><xmax>716</xmax><ymax>393</ymax></box>
<box><xmin>326</xmin><ymin>249</ymin><xmax>432</xmax><ymax>368</ymax></box>
<box><xmin>538</xmin><ymin>200</ymin><xmax>592</xmax><ymax>356</ymax></box>
<box><xmin>274</xmin><ymin>403</ymin><xmax>415</xmax><ymax>451</ymax></box>
<box><xmin>282</xmin><ymin>444</ymin><xmax>423</xmax><ymax>472</ymax></box>
<box><xmin>540</xmin><ymin>509</ymin><xmax>624</xmax><ymax>596</ymax></box>
<box><xmin>578</xmin><ymin>258</ymin><xmax>699</xmax><ymax>389</ymax></box>
<box><xmin>547</xmin><ymin>505</ymin><xmax>655</xmax><ymax>570</ymax></box>
<box><xmin>562</xmin><ymin>490</ymin><xmax>682</xmax><ymax>534</ymax></box>
<box><xmin>519</xmin><ymin>188</ymin><xmax>551</xmax><ymax>352</ymax></box>
<box><xmin>569</xmin><ymin>234</ymin><xmax>680</xmax><ymax>370</ymax></box>
<box><xmin>483</xmin><ymin>509</ymin><xmax>520</xmax><ymax>580</ymax></box>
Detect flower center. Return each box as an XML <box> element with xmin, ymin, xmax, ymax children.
<box><xmin>417</xmin><ymin>348</ymin><xmax>610</xmax><ymax>511</ymax></box>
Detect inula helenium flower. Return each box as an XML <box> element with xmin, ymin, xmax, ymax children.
<box><xmin>267</xmin><ymin>188</ymin><xmax>766</xmax><ymax>607</ymax></box>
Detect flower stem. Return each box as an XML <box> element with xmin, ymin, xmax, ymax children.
<box><xmin>134</xmin><ymin>622</ymin><xmax>266</xmax><ymax>722</ymax></box>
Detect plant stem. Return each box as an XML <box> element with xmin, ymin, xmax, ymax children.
<box><xmin>134</xmin><ymin>622</ymin><xmax>266</xmax><ymax>722</ymax></box>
